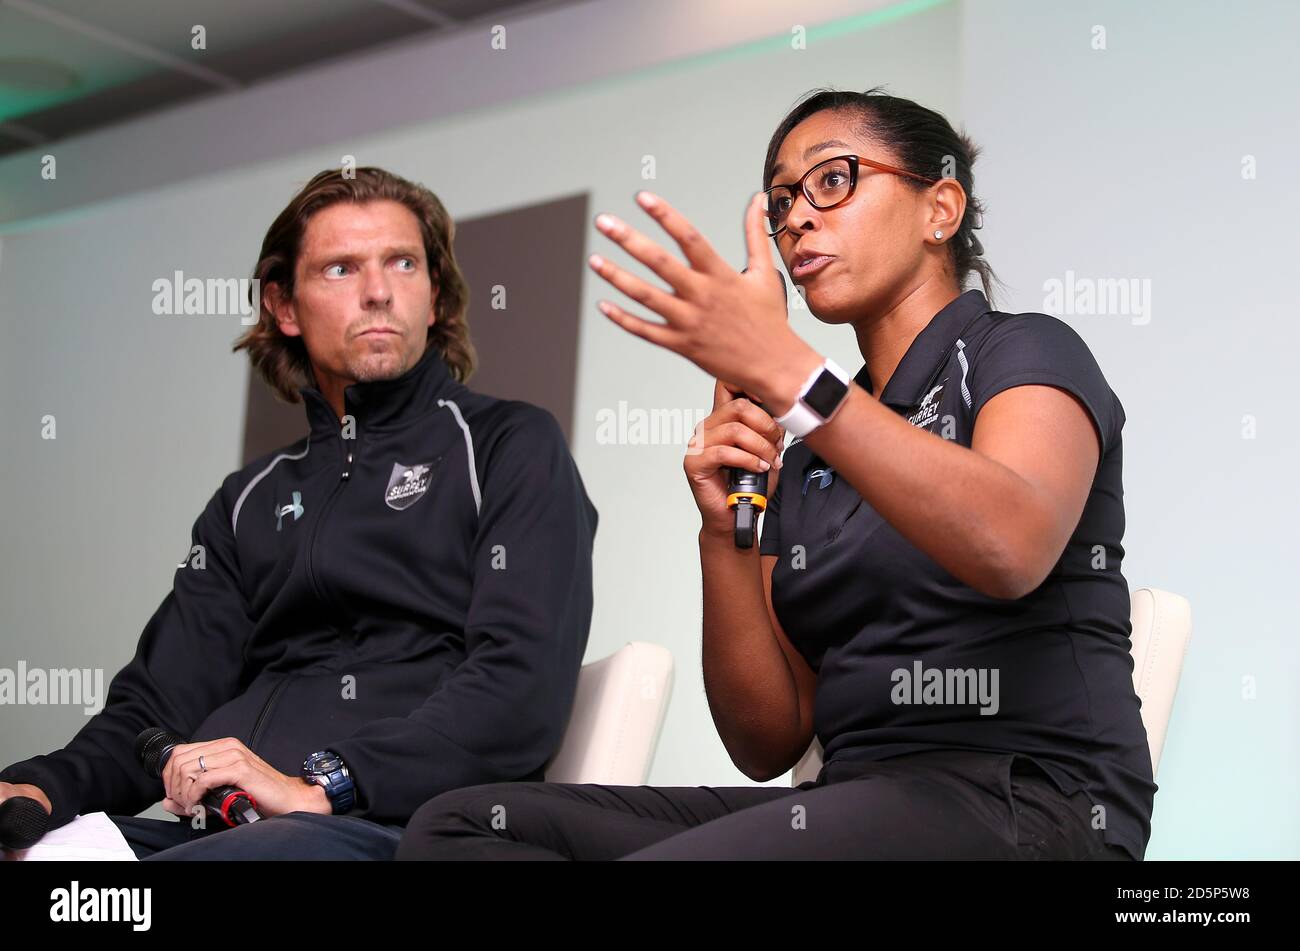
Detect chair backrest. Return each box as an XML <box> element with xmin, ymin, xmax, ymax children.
<box><xmin>544</xmin><ymin>641</ymin><xmax>674</xmax><ymax>785</ymax></box>
<box><xmin>1127</xmin><ymin>587</ymin><xmax>1192</xmax><ymax>776</ymax></box>
<box><xmin>792</xmin><ymin>586</ymin><xmax>1192</xmax><ymax>785</ymax></box>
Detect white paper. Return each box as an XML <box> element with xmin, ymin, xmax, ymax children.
<box><xmin>3</xmin><ymin>811</ymin><xmax>138</xmax><ymax>861</ymax></box>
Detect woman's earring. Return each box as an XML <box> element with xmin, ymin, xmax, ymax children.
<box><xmin>933</xmin><ymin>230</ymin><xmax>945</xmax><ymax>240</ymax></box>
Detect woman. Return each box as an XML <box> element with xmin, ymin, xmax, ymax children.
<box><xmin>396</xmin><ymin>87</ymin><xmax>1155</xmax><ymax>860</ymax></box>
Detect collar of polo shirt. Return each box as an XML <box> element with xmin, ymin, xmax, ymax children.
<box><xmin>857</xmin><ymin>289</ymin><xmax>992</xmax><ymax>408</ymax></box>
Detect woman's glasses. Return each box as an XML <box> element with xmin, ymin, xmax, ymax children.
<box><xmin>762</xmin><ymin>154</ymin><xmax>939</xmax><ymax>237</ymax></box>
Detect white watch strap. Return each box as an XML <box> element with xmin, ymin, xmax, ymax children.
<box><xmin>774</xmin><ymin>358</ymin><xmax>850</xmax><ymax>437</ymax></box>
<box><xmin>774</xmin><ymin>397</ymin><xmax>823</xmax><ymax>438</ymax></box>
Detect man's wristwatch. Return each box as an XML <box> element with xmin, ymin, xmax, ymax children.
<box><xmin>774</xmin><ymin>358</ymin><xmax>852</xmax><ymax>437</ymax></box>
<box><xmin>301</xmin><ymin>749</ymin><xmax>356</xmax><ymax>815</ymax></box>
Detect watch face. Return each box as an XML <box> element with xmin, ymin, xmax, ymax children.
<box><xmin>305</xmin><ymin>751</ymin><xmax>340</xmax><ymax>775</ymax></box>
<box><xmin>803</xmin><ymin>369</ymin><xmax>849</xmax><ymax>419</ymax></box>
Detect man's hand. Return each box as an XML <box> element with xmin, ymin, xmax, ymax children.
<box><xmin>0</xmin><ymin>781</ymin><xmax>52</xmax><ymax>816</ymax></box>
<box><xmin>159</xmin><ymin>738</ymin><xmax>330</xmax><ymax>820</ymax></box>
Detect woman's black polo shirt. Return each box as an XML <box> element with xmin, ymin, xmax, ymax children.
<box><xmin>761</xmin><ymin>288</ymin><xmax>1156</xmax><ymax>860</ymax></box>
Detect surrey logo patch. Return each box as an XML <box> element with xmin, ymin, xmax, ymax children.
<box><xmin>385</xmin><ymin>461</ymin><xmax>435</xmax><ymax>511</ymax></box>
<box><xmin>907</xmin><ymin>380</ymin><xmax>946</xmax><ymax>430</ymax></box>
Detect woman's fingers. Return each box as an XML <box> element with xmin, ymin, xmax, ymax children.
<box><xmin>690</xmin><ymin>414</ymin><xmax>783</xmax><ymax>471</ymax></box>
<box><xmin>713</xmin><ymin>379</ymin><xmax>745</xmax><ymax>408</ymax></box>
<box><xmin>588</xmin><ymin>251</ymin><xmax>692</xmax><ymax>325</ymax></box>
<box><xmin>712</xmin><ymin>382</ymin><xmax>784</xmax><ymax>444</ymax></box>
<box><xmin>704</xmin><ymin>421</ymin><xmax>783</xmax><ymax>468</ymax></box>
<box><xmin>593</xmin><ymin>212</ymin><xmax>702</xmax><ymax>298</ymax></box>
<box><xmin>708</xmin><ymin>398</ymin><xmax>785</xmax><ymax>449</ymax></box>
<box><xmin>743</xmin><ymin>191</ymin><xmax>778</xmax><ymax>277</ymax></box>
<box><xmin>597</xmin><ymin>298</ymin><xmax>677</xmax><ymax>349</ymax></box>
<box><xmin>694</xmin><ymin>444</ymin><xmax>774</xmax><ymax>477</ymax></box>
<box><xmin>633</xmin><ymin>191</ymin><xmax>729</xmax><ymax>276</ymax></box>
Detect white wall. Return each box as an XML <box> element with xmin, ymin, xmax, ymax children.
<box><xmin>960</xmin><ymin>0</ymin><xmax>1299</xmax><ymax>860</ymax></box>
<box><xmin>2</xmin><ymin>0</ymin><xmax>1295</xmax><ymax>858</ymax></box>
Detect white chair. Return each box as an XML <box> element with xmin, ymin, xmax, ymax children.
<box><xmin>792</xmin><ymin>586</ymin><xmax>1193</xmax><ymax>785</ymax></box>
<box><xmin>544</xmin><ymin>641</ymin><xmax>674</xmax><ymax>784</ymax></box>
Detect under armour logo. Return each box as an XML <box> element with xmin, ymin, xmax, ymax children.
<box><xmin>275</xmin><ymin>491</ymin><xmax>303</xmax><ymax>531</ymax></box>
<box><xmin>802</xmin><ymin>467</ymin><xmax>835</xmax><ymax>495</ymax></box>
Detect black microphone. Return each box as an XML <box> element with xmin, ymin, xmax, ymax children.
<box><xmin>727</xmin><ymin>466</ymin><xmax>768</xmax><ymax>549</ymax></box>
<box><xmin>0</xmin><ymin>795</ymin><xmax>51</xmax><ymax>850</ymax></box>
<box><xmin>727</xmin><ymin>267</ymin><xmax>789</xmax><ymax>548</ymax></box>
<box><xmin>134</xmin><ymin>727</ymin><xmax>262</xmax><ymax>827</ymax></box>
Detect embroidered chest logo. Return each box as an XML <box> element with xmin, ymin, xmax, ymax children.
<box><xmin>385</xmin><ymin>461</ymin><xmax>436</xmax><ymax>511</ymax></box>
<box><xmin>907</xmin><ymin>380</ymin><xmax>946</xmax><ymax>430</ymax></box>
<box><xmin>275</xmin><ymin>491</ymin><xmax>303</xmax><ymax>531</ymax></box>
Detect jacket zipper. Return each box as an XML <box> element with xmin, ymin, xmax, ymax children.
<box><xmin>304</xmin><ymin>430</ymin><xmax>357</xmax><ymax>638</ymax></box>
<box><xmin>248</xmin><ymin>675</ymin><xmax>291</xmax><ymax>753</ymax></box>
<box><xmin>247</xmin><ymin>428</ymin><xmax>355</xmax><ymax>755</ymax></box>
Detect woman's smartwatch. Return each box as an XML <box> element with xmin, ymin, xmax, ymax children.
<box><xmin>301</xmin><ymin>749</ymin><xmax>356</xmax><ymax>815</ymax></box>
<box><xmin>774</xmin><ymin>358</ymin><xmax>852</xmax><ymax>437</ymax></box>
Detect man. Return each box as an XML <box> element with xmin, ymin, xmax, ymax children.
<box><xmin>0</xmin><ymin>167</ymin><xmax>598</xmax><ymax>860</ymax></box>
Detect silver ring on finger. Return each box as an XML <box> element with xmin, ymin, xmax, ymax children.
<box><xmin>199</xmin><ymin>755</ymin><xmax>207</xmax><ymax>772</ymax></box>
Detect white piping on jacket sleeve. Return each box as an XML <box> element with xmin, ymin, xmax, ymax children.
<box><xmin>231</xmin><ymin>439</ymin><xmax>311</xmax><ymax>536</ymax></box>
<box><xmin>437</xmin><ymin>398</ymin><xmax>482</xmax><ymax>516</ymax></box>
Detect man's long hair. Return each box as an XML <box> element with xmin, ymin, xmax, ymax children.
<box><xmin>235</xmin><ymin>167</ymin><xmax>475</xmax><ymax>402</ymax></box>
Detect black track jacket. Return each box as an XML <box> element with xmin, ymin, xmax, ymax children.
<box><xmin>1</xmin><ymin>344</ymin><xmax>598</xmax><ymax>829</ymax></box>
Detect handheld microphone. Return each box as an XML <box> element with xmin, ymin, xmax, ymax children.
<box><xmin>727</xmin><ymin>467</ymin><xmax>768</xmax><ymax>549</ymax></box>
<box><xmin>0</xmin><ymin>795</ymin><xmax>50</xmax><ymax>850</ymax></box>
<box><xmin>134</xmin><ymin>727</ymin><xmax>262</xmax><ymax>827</ymax></box>
<box><xmin>727</xmin><ymin>267</ymin><xmax>789</xmax><ymax>548</ymax></box>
